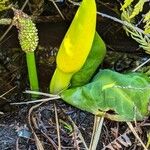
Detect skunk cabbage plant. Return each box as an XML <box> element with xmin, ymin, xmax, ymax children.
<box><xmin>50</xmin><ymin>0</ymin><xmax>96</xmax><ymax>94</ymax></box>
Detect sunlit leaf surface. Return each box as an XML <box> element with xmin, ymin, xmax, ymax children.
<box><xmin>61</xmin><ymin>69</ymin><xmax>150</xmax><ymax>121</ymax></box>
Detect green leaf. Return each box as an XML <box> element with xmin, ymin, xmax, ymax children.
<box><xmin>71</xmin><ymin>32</ymin><xmax>106</xmax><ymax>87</ymax></box>
<box><xmin>121</xmin><ymin>0</ymin><xmax>134</xmax><ymax>10</ymax></box>
<box><xmin>143</xmin><ymin>11</ymin><xmax>150</xmax><ymax>34</ymax></box>
<box><xmin>61</xmin><ymin>69</ymin><xmax>150</xmax><ymax>121</ymax></box>
<box><xmin>0</xmin><ymin>0</ymin><xmax>10</xmax><ymax>11</ymax></box>
<box><xmin>129</xmin><ymin>0</ymin><xmax>146</xmax><ymax>19</ymax></box>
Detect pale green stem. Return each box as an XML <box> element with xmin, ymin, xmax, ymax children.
<box><xmin>26</xmin><ymin>52</ymin><xmax>39</xmax><ymax>91</ymax></box>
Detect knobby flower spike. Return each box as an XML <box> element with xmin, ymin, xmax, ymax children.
<box><xmin>50</xmin><ymin>0</ymin><xmax>96</xmax><ymax>94</ymax></box>
<box><xmin>13</xmin><ymin>9</ymin><xmax>39</xmax><ymax>91</ymax></box>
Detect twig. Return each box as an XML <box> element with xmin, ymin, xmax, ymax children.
<box><xmin>0</xmin><ymin>24</ymin><xmax>13</xmax><ymax>42</ymax></box>
<box><xmin>10</xmin><ymin>96</ymin><xmax>60</xmax><ymax>105</ymax></box>
<box><xmin>67</xmin><ymin>0</ymin><xmax>150</xmax><ymax>38</ymax></box>
<box><xmin>89</xmin><ymin>116</ymin><xmax>104</xmax><ymax>150</ymax></box>
<box><xmin>48</xmin><ymin>0</ymin><xmax>65</xmax><ymax>20</ymax></box>
<box><xmin>54</xmin><ymin>103</ymin><xmax>61</xmax><ymax>150</ymax></box>
<box><xmin>97</xmin><ymin>12</ymin><xmax>150</xmax><ymax>37</ymax></box>
<box><xmin>127</xmin><ymin>122</ymin><xmax>148</xmax><ymax>150</ymax></box>
<box><xmin>0</xmin><ymin>86</ymin><xmax>16</xmax><ymax>98</ymax></box>
<box><xmin>67</xmin><ymin>0</ymin><xmax>80</xmax><ymax>6</ymax></box>
<box><xmin>41</xmin><ymin>130</ymin><xmax>58</xmax><ymax>149</ymax></box>
<box><xmin>25</xmin><ymin>90</ymin><xmax>58</xmax><ymax>97</ymax></box>
<box><xmin>28</xmin><ymin>102</ymin><xmax>45</xmax><ymax>150</ymax></box>
<box><xmin>21</xmin><ymin>0</ymin><xmax>29</xmax><ymax>11</ymax></box>
<box><xmin>68</xmin><ymin>116</ymin><xmax>89</xmax><ymax>150</ymax></box>
<box><xmin>132</xmin><ymin>58</ymin><xmax>150</xmax><ymax>72</ymax></box>
<box><xmin>16</xmin><ymin>138</ymin><xmax>19</xmax><ymax>150</ymax></box>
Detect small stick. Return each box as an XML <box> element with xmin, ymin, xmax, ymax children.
<box><xmin>54</xmin><ymin>103</ymin><xmax>62</xmax><ymax>150</ymax></box>
<box><xmin>49</xmin><ymin>0</ymin><xmax>65</xmax><ymax>20</ymax></box>
<box><xmin>25</xmin><ymin>90</ymin><xmax>58</xmax><ymax>97</ymax></box>
<box><xmin>132</xmin><ymin>58</ymin><xmax>150</xmax><ymax>72</ymax></box>
<box><xmin>89</xmin><ymin>116</ymin><xmax>104</xmax><ymax>150</ymax></box>
<box><xmin>0</xmin><ymin>86</ymin><xmax>16</xmax><ymax>98</ymax></box>
<box><xmin>10</xmin><ymin>96</ymin><xmax>60</xmax><ymax>105</ymax></box>
<box><xmin>127</xmin><ymin>122</ymin><xmax>148</xmax><ymax>150</ymax></box>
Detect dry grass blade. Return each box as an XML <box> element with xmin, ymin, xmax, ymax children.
<box><xmin>32</xmin><ymin>131</ymin><xmax>44</xmax><ymax>150</ymax></box>
<box><xmin>0</xmin><ymin>86</ymin><xmax>17</xmax><ymax>114</ymax></box>
<box><xmin>127</xmin><ymin>122</ymin><xmax>148</xmax><ymax>150</ymax></box>
<box><xmin>89</xmin><ymin>116</ymin><xmax>104</xmax><ymax>150</ymax></box>
<box><xmin>32</xmin><ymin>115</ymin><xmax>45</xmax><ymax>150</ymax></box>
<box><xmin>0</xmin><ymin>86</ymin><xmax>16</xmax><ymax>98</ymax></box>
<box><xmin>102</xmin><ymin>131</ymin><xmax>132</xmax><ymax>150</ymax></box>
<box><xmin>27</xmin><ymin>97</ymin><xmax>61</xmax><ymax>149</ymax></box>
<box><xmin>67</xmin><ymin>0</ymin><xmax>80</xmax><ymax>6</ymax></box>
<box><xmin>68</xmin><ymin>116</ymin><xmax>88</xmax><ymax>150</ymax></box>
<box><xmin>89</xmin><ymin>116</ymin><xmax>97</xmax><ymax>149</ymax></box>
<box><xmin>14</xmin><ymin>91</ymin><xmax>60</xmax><ymax>105</ymax></box>
<box><xmin>48</xmin><ymin>0</ymin><xmax>65</xmax><ymax>20</ymax></box>
<box><xmin>41</xmin><ymin>130</ymin><xmax>58</xmax><ymax>149</ymax></box>
<box><xmin>28</xmin><ymin>102</ymin><xmax>45</xmax><ymax>150</ymax></box>
<box><xmin>54</xmin><ymin>103</ymin><xmax>61</xmax><ymax>150</ymax></box>
<box><xmin>71</xmin><ymin>125</ymin><xmax>82</xmax><ymax>150</ymax></box>
<box><xmin>11</xmin><ymin>96</ymin><xmax>60</xmax><ymax>105</ymax></box>
<box><xmin>132</xmin><ymin>58</ymin><xmax>150</xmax><ymax>72</ymax></box>
<box><xmin>25</xmin><ymin>90</ymin><xmax>59</xmax><ymax>97</ymax></box>
<box><xmin>16</xmin><ymin>138</ymin><xmax>19</xmax><ymax>150</ymax></box>
<box><xmin>0</xmin><ymin>23</ymin><xmax>13</xmax><ymax>43</ymax></box>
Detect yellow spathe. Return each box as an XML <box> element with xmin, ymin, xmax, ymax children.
<box><xmin>50</xmin><ymin>0</ymin><xmax>96</xmax><ymax>94</ymax></box>
<box><xmin>57</xmin><ymin>0</ymin><xmax>96</xmax><ymax>72</ymax></box>
<box><xmin>50</xmin><ymin>68</ymin><xmax>73</xmax><ymax>94</ymax></box>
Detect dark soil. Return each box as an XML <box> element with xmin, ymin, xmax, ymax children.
<box><xmin>0</xmin><ymin>1</ymin><xmax>150</xmax><ymax>150</ymax></box>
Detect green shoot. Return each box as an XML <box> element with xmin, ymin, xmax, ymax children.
<box><xmin>13</xmin><ymin>9</ymin><xmax>39</xmax><ymax>93</ymax></box>
<box><xmin>26</xmin><ymin>52</ymin><xmax>39</xmax><ymax>91</ymax></box>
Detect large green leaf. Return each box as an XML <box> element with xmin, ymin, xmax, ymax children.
<box><xmin>61</xmin><ymin>69</ymin><xmax>150</xmax><ymax>121</ymax></box>
<box><xmin>71</xmin><ymin>32</ymin><xmax>106</xmax><ymax>87</ymax></box>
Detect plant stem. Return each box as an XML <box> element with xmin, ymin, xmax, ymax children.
<box><xmin>26</xmin><ymin>52</ymin><xmax>39</xmax><ymax>91</ymax></box>
<box><xmin>89</xmin><ymin>116</ymin><xmax>104</xmax><ymax>150</ymax></box>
